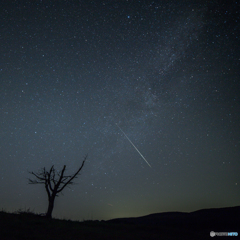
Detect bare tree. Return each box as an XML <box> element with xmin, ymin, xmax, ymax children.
<box><xmin>28</xmin><ymin>155</ymin><xmax>87</xmax><ymax>219</ymax></box>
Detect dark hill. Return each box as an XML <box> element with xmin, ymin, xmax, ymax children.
<box><xmin>107</xmin><ymin>206</ymin><xmax>240</xmax><ymax>228</ymax></box>
<box><xmin>106</xmin><ymin>206</ymin><xmax>240</xmax><ymax>237</ymax></box>
<box><xmin>0</xmin><ymin>206</ymin><xmax>239</xmax><ymax>240</ymax></box>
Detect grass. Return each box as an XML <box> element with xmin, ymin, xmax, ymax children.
<box><xmin>0</xmin><ymin>210</ymin><xmax>150</xmax><ymax>240</ymax></box>
<box><xmin>0</xmin><ymin>207</ymin><xmax>238</xmax><ymax>240</ymax></box>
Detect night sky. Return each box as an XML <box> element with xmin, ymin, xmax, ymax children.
<box><xmin>1</xmin><ymin>0</ymin><xmax>240</xmax><ymax>221</ymax></box>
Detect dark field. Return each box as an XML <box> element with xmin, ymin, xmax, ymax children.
<box><xmin>0</xmin><ymin>206</ymin><xmax>239</xmax><ymax>240</ymax></box>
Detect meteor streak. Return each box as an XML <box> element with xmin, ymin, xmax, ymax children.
<box><xmin>116</xmin><ymin>123</ymin><xmax>152</xmax><ymax>168</ymax></box>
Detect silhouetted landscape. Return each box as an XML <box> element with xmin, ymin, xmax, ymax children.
<box><xmin>0</xmin><ymin>206</ymin><xmax>239</xmax><ymax>239</ymax></box>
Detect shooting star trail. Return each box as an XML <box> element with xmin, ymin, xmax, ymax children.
<box><xmin>116</xmin><ymin>123</ymin><xmax>152</xmax><ymax>168</ymax></box>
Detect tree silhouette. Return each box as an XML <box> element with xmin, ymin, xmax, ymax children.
<box><xmin>28</xmin><ymin>155</ymin><xmax>87</xmax><ymax>219</ymax></box>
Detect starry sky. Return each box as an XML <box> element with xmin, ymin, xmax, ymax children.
<box><xmin>1</xmin><ymin>0</ymin><xmax>240</xmax><ymax>221</ymax></box>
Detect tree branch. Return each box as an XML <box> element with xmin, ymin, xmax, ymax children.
<box><xmin>57</xmin><ymin>155</ymin><xmax>87</xmax><ymax>193</ymax></box>
<box><xmin>28</xmin><ymin>155</ymin><xmax>87</xmax><ymax>196</ymax></box>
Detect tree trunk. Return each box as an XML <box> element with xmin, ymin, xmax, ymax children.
<box><xmin>46</xmin><ymin>195</ymin><xmax>56</xmax><ymax>219</ymax></box>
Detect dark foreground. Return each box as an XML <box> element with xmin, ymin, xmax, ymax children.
<box><xmin>0</xmin><ymin>206</ymin><xmax>239</xmax><ymax>240</ymax></box>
